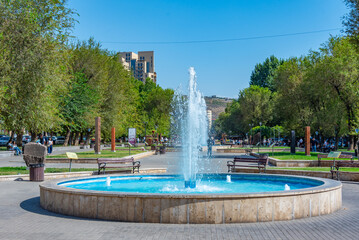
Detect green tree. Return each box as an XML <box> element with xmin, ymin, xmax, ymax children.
<box><xmin>273</xmin><ymin>57</ymin><xmax>312</xmax><ymax>135</ymax></box>
<box><xmin>238</xmin><ymin>85</ymin><xmax>274</xmax><ymax>127</ymax></box>
<box><xmin>343</xmin><ymin>0</ymin><xmax>359</xmax><ymax>45</ymax></box>
<box><xmin>138</xmin><ymin>79</ymin><xmax>174</xmax><ymax>137</ymax></box>
<box><xmin>249</xmin><ymin>55</ymin><xmax>283</xmax><ymax>91</ymax></box>
<box><xmin>59</xmin><ymin>72</ymin><xmax>98</xmax><ymax>145</ymax></box>
<box><xmin>0</xmin><ymin>0</ymin><xmax>76</xmax><ymax>145</ymax></box>
<box><xmin>310</xmin><ymin>37</ymin><xmax>359</xmax><ymax>149</ymax></box>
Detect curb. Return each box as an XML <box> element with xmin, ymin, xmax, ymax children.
<box><xmin>0</xmin><ymin>167</ymin><xmax>167</xmax><ymax>181</ymax></box>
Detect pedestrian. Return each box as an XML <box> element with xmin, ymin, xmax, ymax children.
<box><xmin>207</xmin><ymin>137</ymin><xmax>213</xmax><ymax>157</ymax></box>
<box><xmin>47</xmin><ymin>137</ymin><xmax>53</xmax><ymax>154</ymax></box>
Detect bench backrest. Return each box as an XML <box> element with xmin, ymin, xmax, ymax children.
<box><xmin>318</xmin><ymin>154</ymin><xmax>353</xmax><ymax>159</ymax></box>
<box><xmin>336</xmin><ymin>161</ymin><xmax>359</xmax><ymax>167</ymax></box>
<box><xmin>234</xmin><ymin>157</ymin><xmax>268</xmax><ymax>165</ymax></box>
<box><xmin>97</xmin><ymin>157</ymin><xmax>134</xmax><ymax>164</ymax></box>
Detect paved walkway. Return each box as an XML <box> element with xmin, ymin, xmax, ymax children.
<box><xmin>0</xmin><ymin>146</ymin><xmax>98</xmax><ymax>167</ymax></box>
<box><xmin>1</xmin><ymin>152</ymin><xmax>359</xmax><ymax>239</ymax></box>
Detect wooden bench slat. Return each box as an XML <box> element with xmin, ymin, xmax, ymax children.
<box><xmin>331</xmin><ymin>160</ymin><xmax>359</xmax><ymax>180</ymax></box>
<box><xmin>228</xmin><ymin>156</ymin><xmax>268</xmax><ymax>173</ymax></box>
<box><xmin>97</xmin><ymin>157</ymin><xmax>140</xmax><ymax>175</ymax></box>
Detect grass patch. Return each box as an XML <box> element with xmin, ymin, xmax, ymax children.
<box><xmin>47</xmin><ymin>149</ymin><xmax>143</xmax><ymax>159</ymax></box>
<box><xmin>264</xmin><ymin>151</ymin><xmax>358</xmax><ymax>160</ymax></box>
<box><xmin>0</xmin><ymin>147</ymin><xmax>7</xmax><ymax>151</ymax></box>
<box><xmin>0</xmin><ymin>167</ymin><xmax>98</xmax><ymax>175</ymax></box>
<box><xmin>269</xmin><ymin>167</ymin><xmax>359</xmax><ymax>172</ymax></box>
<box><xmin>231</xmin><ymin>146</ymin><xmax>290</xmax><ymax>150</ymax></box>
<box><xmin>262</xmin><ymin>151</ymin><xmax>320</xmax><ymax>160</ymax></box>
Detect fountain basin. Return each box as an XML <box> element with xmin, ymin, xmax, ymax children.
<box><xmin>40</xmin><ymin>173</ymin><xmax>342</xmax><ymax>224</ymax></box>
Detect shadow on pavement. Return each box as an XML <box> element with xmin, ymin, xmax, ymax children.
<box><xmin>20</xmin><ymin>197</ymin><xmax>99</xmax><ymax>222</ymax></box>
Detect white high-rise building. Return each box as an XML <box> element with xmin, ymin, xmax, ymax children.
<box><xmin>207</xmin><ymin>110</ymin><xmax>213</xmax><ymax>130</ymax></box>
<box><xmin>119</xmin><ymin>51</ymin><xmax>156</xmax><ymax>83</ymax></box>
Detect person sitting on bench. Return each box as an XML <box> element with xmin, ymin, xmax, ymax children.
<box><xmin>8</xmin><ymin>140</ymin><xmax>22</xmax><ymax>155</ymax></box>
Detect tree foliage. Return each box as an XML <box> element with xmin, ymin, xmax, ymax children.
<box><xmin>249</xmin><ymin>55</ymin><xmax>284</xmax><ymax>91</ymax></box>
<box><xmin>0</xmin><ymin>0</ymin><xmax>75</xmax><ymax>145</ymax></box>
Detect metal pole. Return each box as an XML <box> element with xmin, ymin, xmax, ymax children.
<box><xmin>259</xmin><ymin>122</ymin><xmax>262</xmax><ymax>147</ymax></box>
<box><xmin>144</xmin><ymin>122</ymin><xmax>147</xmax><ymax>150</ymax></box>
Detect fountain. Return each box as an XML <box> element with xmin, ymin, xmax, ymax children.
<box><xmin>40</xmin><ymin>68</ymin><xmax>342</xmax><ymax>223</ymax></box>
<box><xmin>180</xmin><ymin>67</ymin><xmax>208</xmax><ymax>188</ymax></box>
<box><xmin>106</xmin><ymin>176</ymin><xmax>111</xmax><ymax>186</ymax></box>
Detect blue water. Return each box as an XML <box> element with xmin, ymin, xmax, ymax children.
<box><xmin>58</xmin><ymin>174</ymin><xmax>323</xmax><ymax>194</ymax></box>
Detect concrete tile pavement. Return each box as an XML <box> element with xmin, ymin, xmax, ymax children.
<box><xmin>0</xmin><ymin>152</ymin><xmax>359</xmax><ymax>239</ymax></box>
<box><xmin>0</xmin><ymin>179</ymin><xmax>359</xmax><ymax>239</ymax></box>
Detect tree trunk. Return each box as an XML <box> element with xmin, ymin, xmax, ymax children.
<box><xmin>70</xmin><ymin>132</ymin><xmax>75</xmax><ymax>145</ymax></box>
<box><xmin>85</xmin><ymin>131</ymin><xmax>91</xmax><ymax>145</ymax></box>
<box><xmin>334</xmin><ymin>132</ymin><xmax>339</xmax><ymax>150</ymax></box>
<box><xmin>349</xmin><ymin>135</ymin><xmax>355</xmax><ymax>151</ymax></box>
<box><xmin>74</xmin><ymin>132</ymin><xmax>80</xmax><ymax>146</ymax></box>
<box><xmin>64</xmin><ymin>129</ymin><xmax>71</xmax><ymax>146</ymax></box>
<box><xmin>79</xmin><ymin>132</ymin><xmax>83</xmax><ymax>144</ymax></box>
<box><xmin>30</xmin><ymin>132</ymin><xmax>37</xmax><ymax>142</ymax></box>
<box><xmin>15</xmin><ymin>130</ymin><xmax>23</xmax><ymax>147</ymax></box>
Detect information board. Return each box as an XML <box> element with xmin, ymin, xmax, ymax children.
<box><xmin>128</xmin><ymin>128</ymin><xmax>136</xmax><ymax>145</ymax></box>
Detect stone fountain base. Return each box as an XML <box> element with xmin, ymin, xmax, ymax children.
<box><xmin>40</xmin><ymin>173</ymin><xmax>342</xmax><ymax>224</ymax></box>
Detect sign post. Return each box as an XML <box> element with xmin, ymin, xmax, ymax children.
<box><xmin>128</xmin><ymin>128</ymin><xmax>136</xmax><ymax>145</ymax></box>
<box><xmin>128</xmin><ymin>128</ymin><xmax>136</xmax><ymax>155</ymax></box>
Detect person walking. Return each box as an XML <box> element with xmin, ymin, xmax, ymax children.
<box><xmin>207</xmin><ymin>137</ymin><xmax>213</xmax><ymax>157</ymax></box>
<box><xmin>47</xmin><ymin>137</ymin><xmax>53</xmax><ymax>154</ymax></box>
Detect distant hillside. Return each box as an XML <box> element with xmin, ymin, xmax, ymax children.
<box><xmin>204</xmin><ymin>96</ymin><xmax>234</xmax><ymax>121</ymax></box>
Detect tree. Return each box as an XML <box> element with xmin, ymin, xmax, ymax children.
<box><xmin>59</xmin><ymin>72</ymin><xmax>98</xmax><ymax>145</ymax></box>
<box><xmin>310</xmin><ymin>37</ymin><xmax>359</xmax><ymax>149</ymax></box>
<box><xmin>249</xmin><ymin>55</ymin><xmax>284</xmax><ymax>91</ymax></box>
<box><xmin>137</xmin><ymin>79</ymin><xmax>174</xmax><ymax>137</ymax></box>
<box><xmin>273</xmin><ymin>57</ymin><xmax>312</xmax><ymax>135</ymax></box>
<box><xmin>238</xmin><ymin>85</ymin><xmax>274</xmax><ymax>127</ymax></box>
<box><xmin>0</xmin><ymin>0</ymin><xmax>76</xmax><ymax>146</ymax></box>
<box><xmin>343</xmin><ymin>0</ymin><xmax>359</xmax><ymax>45</ymax></box>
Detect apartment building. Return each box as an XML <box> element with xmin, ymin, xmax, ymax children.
<box><xmin>119</xmin><ymin>51</ymin><xmax>156</xmax><ymax>83</ymax></box>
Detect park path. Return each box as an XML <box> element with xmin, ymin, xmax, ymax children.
<box><xmin>0</xmin><ymin>152</ymin><xmax>358</xmax><ymax>239</ymax></box>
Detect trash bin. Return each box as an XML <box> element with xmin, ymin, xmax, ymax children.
<box><xmin>29</xmin><ymin>164</ymin><xmax>44</xmax><ymax>181</ymax></box>
<box><xmin>23</xmin><ymin>143</ymin><xmax>47</xmax><ymax>182</ymax></box>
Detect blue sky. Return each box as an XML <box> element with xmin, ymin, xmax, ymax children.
<box><xmin>67</xmin><ymin>0</ymin><xmax>348</xmax><ymax>98</ymax></box>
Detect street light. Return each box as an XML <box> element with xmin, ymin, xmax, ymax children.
<box><xmin>143</xmin><ymin>121</ymin><xmax>148</xmax><ymax>149</ymax></box>
<box><xmin>259</xmin><ymin>122</ymin><xmax>262</xmax><ymax>147</ymax></box>
<box><xmin>155</xmin><ymin>125</ymin><xmax>158</xmax><ymax>145</ymax></box>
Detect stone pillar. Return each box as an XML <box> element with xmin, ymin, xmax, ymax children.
<box><xmin>305</xmin><ymin>126</ymin><xmax>310</xmax><ymax>156</ymax></box>
<box><xmin>291</xmin><ymin>130</ymin><xmax>296</xmax><ymax>154</ymax></box>
<box><xmin>95</xmin><ymin>117</ymin><xmax>101</xmax><ymax>154</ymax></box>
<box><xmin>111</xmin><ymin>127</ymin><xmax>116</xmax><ymax>152</ymax></box>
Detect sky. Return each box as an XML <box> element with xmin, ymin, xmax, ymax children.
<box><xmin>67</xmin><ymin>0</ymin><xmax>349</xmax><ymax>98</ymax></box>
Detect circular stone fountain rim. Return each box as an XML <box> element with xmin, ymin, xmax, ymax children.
<box><xmin>40</xmin><ymin>173</ymin><xmax>341</xmax><ymax>199</ymax></box>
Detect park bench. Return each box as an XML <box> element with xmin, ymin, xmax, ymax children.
<box><xmin>330</xmin><ymin>161</ymin><xmax>359</xmax><ymax>181</ymax></box>
<box><xmin>227</xmin><ymin>155</ymin><xmax>268</xmax><ymax>173</ymax></box>
<box><xmin>317</xmin><ymin>153</ymin><xmax>354</xmax><ymax>167</ymax></box>
<box><xmin>97</xmin><ymin>157</ymin><xmax>140</xmax><ymax>175</ymax></box>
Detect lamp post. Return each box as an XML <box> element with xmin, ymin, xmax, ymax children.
<box><xmin>259</xmin><ymin>122</ymin><xmax>262</xmax><ymax>147</ymax></box>
<box><xmin>155</xmin><ymin>125</ymin><xmax>158</xmax><ymax>146</ymax></box>
<box><xmin>249</xmin><ymin>124</ymin><xmax>253</xmax><ymax>145</ymax></box>
<box><xmin>273</xmin><ymin>127</ymin><xmax>275</xmax><ymax>145</ymax></box>
<box><xmin>143</xmin><ymin>121</ymin><xmax>148</xmax><ymax>149</ymax></box>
